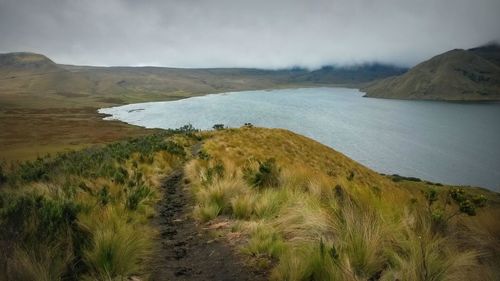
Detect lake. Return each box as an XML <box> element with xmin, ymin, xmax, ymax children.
<box><xmin>99</xmin><ymin>87</ymin><xmax>500</xmax><ymax>191</ymax></box>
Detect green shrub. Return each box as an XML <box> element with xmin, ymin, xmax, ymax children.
<box><xmin>7</xmin><ymin>131</ymin><xmax>187</xmax><ymax>187</ymax></box>
<box><xmin>202</xmin><ymin>162</ymin><xmax>225</xmax><ymax>185</ymax></box>
<box><xmin>392</xmin><ymin>174</ymin><xmax>422</xmax><ymax>183</ymax></box>
<box><xmin>18</xmin><ymin>159</ymin><xmax>50</xmax><ymax>182</ymax></box>
<box><xmin>471</xmin><ymin>194</ymin><xmax>487</xmax><ymax>207</ymax></box>
<box><xmin>0</xmin><ymin>194</ymin><xmax>81</xmax><ymax>243</ymax></box>
<box><xmin>113</xmin><ymin>167</ymin><xmax>128</xmax><ymax>184</ymax></box>
<box><xmin>98</xmin><ymin>186</ymin><xmax>110</xmax><ymax>206</ymax></box>
<box><xmin>126</xmin><ymin>185</ymin><xmax>153</xmax><ymax>210</ymax></box>
<box><xmin>347</xmin><ymin>170</ymin><xmax>355</xmax><ymax>181</ymax></box>
<box><xmin>251</xmin><ymin>158</ymin><xmax>280</xmax><ymax>188</ymax></box>
<box><xmin>423</xmin><ymin>188</ymin><xmax>487</xmax><ymax>233</ymax></box>
<box><xmin>213</xmin><ymin>124</ymin><xmax>225</xmax><ymax>130</ymax></box>
<box><xmin>177</xmin><ymin>123</ymin><xmax>198</xmax><ymax>134</ymax></box>
<box><xmin>0</xmin><ymin>164</ymin><xmax>7</xmax><ymax>185</ymax></box>
<box><xmin>198</xmin><ymin>149</ymin><xmax>211</xmax><ymax>160</ymax></box>
<box><xmin>424</xmin><ymin>188</ymin><xmax>439</xmax><ymax>206</ymax></box>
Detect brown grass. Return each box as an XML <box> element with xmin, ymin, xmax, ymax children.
<box><xmin>0</xmin><ymin>107</ymin><xmax>155</xmax><ymax>161</ymax></box>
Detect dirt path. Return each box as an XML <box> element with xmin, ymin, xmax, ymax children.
<box><xmin>150</xmin><ymin>169</ymin><xmax>266</xmax><ymax>281</ymax></box>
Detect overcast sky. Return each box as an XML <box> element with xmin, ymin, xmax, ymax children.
<box><xmin>1</xmin><ymin>0</ymin><xmax>499</xmax><ymax>69</ymax></box>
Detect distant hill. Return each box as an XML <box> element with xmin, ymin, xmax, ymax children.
<box><xmin>0</xmin><ymin>52</ymin><xmax>405</xmax><ymax>109</ymax></box>
<box><xmin>362</xmin><ymin>44</ymin><xmax>500</xmax><ymax>101</ymax></box>
<box><xmin>0</xmin><ymin>52</ymin><xmax>57</xmax><ymax>69</ymax></box>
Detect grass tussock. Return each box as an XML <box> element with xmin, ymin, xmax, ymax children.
<box><xmin>6</xmin><ymin>244</ymin><xmax>74</xmax><ymax>281</ymax></box>
<box><xmin>80</xmin><ymin>206</ymin><xmax>153</xmax><ymax>280</ymax></box>
<box><xmin>193</xmin><ymin>177</ymin><xmax>249</xmax><ymax>221</ymax></box>
<box><xmin>243</xmin><ymin>224</ymin><xmax>285</xmax><ymax>258</ymax></box>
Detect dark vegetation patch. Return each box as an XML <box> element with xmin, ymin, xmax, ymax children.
<box><xmin>391</xmin><ymin>174</ymin><xmax>422</xmax><ymax>182</ymax></box>
<box><xmin>247</xmin><ymin>158</ymin><xmax>281</xmax><ymax>189</ymax></box>
<box><xmin>55</xmin><ymin>92</ymin><xmax>88</xmax><ymax>98</ymax></box>
<box><xmin>96</xmin><ymin>97</ymin><xmax>124</xmax><ymax>104</ymax></box>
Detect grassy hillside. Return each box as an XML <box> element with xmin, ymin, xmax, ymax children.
<box><xmin>3</xmin><ymin>127</ymin><xmax>495</xmax><ymax>280</ymax></box>
<box><xmin>362</xmin><ymin>44</ymin><xmax>500</xmax><ymax>101</ymax></box>
<box><xmin>186</xmin><ymin>127</ymin><xmax>500</xmax><ymax>280</ymax></box>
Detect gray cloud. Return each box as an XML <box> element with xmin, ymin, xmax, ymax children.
<box><xmin>1</xmin><ymin>0</ymin><xmax>499</xmax><ymax>69</ymax></box>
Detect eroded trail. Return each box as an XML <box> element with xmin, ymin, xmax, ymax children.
<box><xmin>150</xmin><ymin>169</ymin><xmax>266</xmax><ymax>281</ymax></box>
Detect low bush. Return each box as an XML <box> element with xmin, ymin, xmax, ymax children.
<box><xmin>98</xmin><ymin>186</ymin><xmax>111</xmax><ymax>206</ymax></box>
<box><xmin>250</xmin><ymin>158</ymin><xmax>281</xmax><ymax>188</ymax></box>
<box><xmin>423</xmin><ymin>187</ymin><xmax>487</xmax><ymax>233</ymax></box>
<box><xmin>0</xmin><ymin>164</ymin><xmax>7</xmax><ymax>185</ymax></box>
<box><xmin>391</xmin><ymin>174</ymin><xmax>422</xmax><ymax>182</ymax></box>
<box><xmin>126</xmin><ymin>185</ymin><xmax>154</xmax><ymax>210</ymax></box>
<box><xmin>113</xmin><ymin>167</ymin><xmax>128</xmax><ymax>184</ymax></box>
<box><xmin>0</xmin><ymin>194</ymin><xmax>81</xmax><ymax>243</ymax></box>
<box><xmin>213</xmin><ymin>124</ymin><xmax>225</xmax><ymax>130</ymax></box>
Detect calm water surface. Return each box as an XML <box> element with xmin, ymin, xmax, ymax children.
<box><xmin>99</xmin><ymin>88</ymin><xmax>500</xmax><ymax>191</ymax></box>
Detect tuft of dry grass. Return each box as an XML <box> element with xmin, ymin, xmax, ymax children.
<box><xmin>80</xmin><ymin>206</ymin><xmax>153</xmax><ymax>280</ymax></box>
<box><xmin>193</xmin><ymin>176</ymin><xmax>249</xmax><ymax>221</ymax></box>
<box><xmin>6</xmin><ymin>243</ymin><xmax>73</xmax><ymax>281</ymax></box>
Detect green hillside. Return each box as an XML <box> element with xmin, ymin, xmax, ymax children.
<box><xmin>362</xmin><ymin>44</ymin><xmax>500</xmax><ymax>101</ymax></box>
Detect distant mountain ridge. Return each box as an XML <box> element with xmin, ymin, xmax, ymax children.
<box><xmin>290</xmin><ymin>63</ymin><xmax>407</xmax><ymax>84</ymax></box>
<box><xmin>362</xmin><ymin>43</ymin><xmax>500</xmax><ymax>101</ymax></box>
<box><xmin>469</xmin><ymin>43</ymin><xmax>500</xmax><ymax>67</ymax></box>
<box><xmin>0</xmin><ymin>52</ymin><xmax>405</xmax><ymax>109</ymax></box>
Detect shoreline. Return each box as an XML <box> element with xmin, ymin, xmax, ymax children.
<box><xmin>96</xmin><ymin>87</ymin><xmax>500</xmax><ymax>192</ymax></box>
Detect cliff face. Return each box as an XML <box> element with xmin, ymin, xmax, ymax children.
<box><xmin>362</xmin><ymin>45</ymin><xmax>500</xmax><ymax>101</ymax></box>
